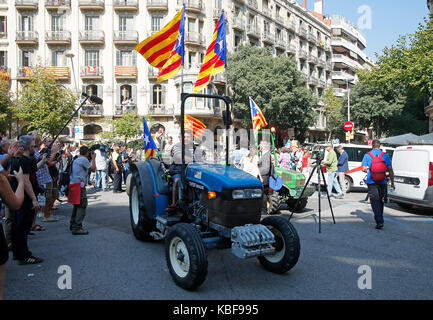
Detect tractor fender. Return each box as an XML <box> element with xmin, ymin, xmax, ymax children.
<box><xmin>131</xmin><ymin>161</ymin><xmax>169</xmax><ymax>220</ymax></box>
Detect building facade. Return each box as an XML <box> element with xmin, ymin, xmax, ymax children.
<box><xmin>0</xmin><ymin>0</ymin><xmax>370</xmax><ymax>142</ymax></box>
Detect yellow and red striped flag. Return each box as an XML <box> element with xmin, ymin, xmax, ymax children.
<box><xmin>135</xmin><ymin>6</ymin><xmax>185</xmax><ymax>83</ymax></box>
<box><xmin>193</xmin><ymin>10</ymin><xmax>226</xmax><ymax>93</ymax></box>
<box><xmin>185</xmin><ymin>115</ymin><xmax>206</xmax><ymax>139</ymax></box>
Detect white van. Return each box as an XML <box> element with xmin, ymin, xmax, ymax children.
<box><xmin>388</xmin><ymin>145</ymin><xmax>433</xmax><ymax>209</ymax></box>
<box><xmin>310</xmin><ymin>143</ymin><xmax>395</xmax><ymax>193</ymax></box>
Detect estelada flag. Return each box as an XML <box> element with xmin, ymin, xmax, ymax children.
<box><xmin>185</xmin><ymin>115</ymin><xmax>206</xmax><ymax>139</ymax></box>
<box><xmin>250</xmin><ymin>97</ymin><xmax>268</xmax><ymax>133</ymax></box>
<box><xmin>143</xmin><ymin>118</ymin><xmax>158</xmax><ymax>160</ymax></box>
<box><xmin>135</xmin><ymin>6</ymin><xmax>185</xmax><ymax>83</ymax></box>
<box><xmin>193</xmin><ymin>10</ymin><xmax>226</xmax><ymax>93</ymax></box>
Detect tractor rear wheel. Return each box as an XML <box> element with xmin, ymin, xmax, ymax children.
<box><xmin>129</xmin><ymin>171</ymin><xmax>157</xmax><ymax>242</ymax></box>
<box><xmin>258</xmin><ymin>216</ymin><xmax>300</xmax><ymax>274</ymax></box>
<box><xmin>165</xmin><ymin>223</ymin><xmax>208</xmax><ymax>290</ymax></box>
<box><xmin>266</xmin><ymin>192</ymin><xmax>281</xmax><ymax>215</ymax></box>
<box><xmin>287</xmin><ymin>198</ymin><xmax>308</xmax><ymax>212</ymax></box>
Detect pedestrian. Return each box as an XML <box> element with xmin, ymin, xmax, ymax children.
<box><xmin>301</xmin><ymin>146</ymin><xmax>311</xmax><ymax>177</ymax></box>
<box><xmin>240</xmin><ymin>146</ymin><xmax>262</xmax><ymax>181</ymax></box>
<box><xmin>277</xmin><ymin>147</ymin><xmax>291</xmax><ymax>170</ymax></box>
<box><xmin>322</xmin><ymin>143</ymin><xmax>344</xmax><ymax>199</ymax></box>
<box><xmin>112</xmin><ymin>144</ymin><xmax>123</xmax><ymax>193</ymax></box>
<box><xmin>258</xmin><ymin>141</ymin><xmax>273</xmax><ymax>214</ymax></box>
<box><xmin>361</xmin><ymin>139</ymin><xmax>395</xmax><ymax>230</ymax></box>
<box><xmin>10</xmin><ymin>135</ymin><xmax>43</xmax><ymax>265</ymax></box>
<box><xmin>122</xmin><ymin>147</ymin><xmax>132</xmax><ymax>184</ymax></box>
<box><xmin>0</xmin><ymin>166</ymin><xmax>25</xmax><ymax>300</ymax></box>
<box><xmin>164</xmin><ymin>136</ymin><xmax>174</xmax><ymax>155</ymax></box>
<box><xmin>232</xmin><ymin>144</ymin><xmax>249</xmax><ymax>168</ymax></box>
<box><xmin>336</xmin><ymin>145</ymin><xmax>349</xmax><ymax>194</ymax></box>
<box><xmin>69</xmin><ymin>146</ymin><xmax>96</xmax><ymax>235</ymax></box>
<box><xmin>94</xmin><ymin>144</ymin><xmax>108</xmax><ymax>192</ymax></box>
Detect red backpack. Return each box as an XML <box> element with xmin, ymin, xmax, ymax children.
<box><xmin>368</xmin><ymin>152</ymin><xmax>387</xmax><ymax>181</ymax></box>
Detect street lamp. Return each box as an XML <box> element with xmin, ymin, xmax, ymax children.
<box><xmin>346</xmin><ymin>77</ymin><xmax>355</xmax><ymax>122</ymax></box>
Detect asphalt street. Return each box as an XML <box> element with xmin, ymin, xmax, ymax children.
<box><xmin>3</xmin><ymin>186</ymin><xmax>433</xmax><ymax>300</ymax></box>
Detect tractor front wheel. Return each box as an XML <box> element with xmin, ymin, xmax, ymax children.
<box><xmin>287</xmin><ymin>198</ymin><xmax>308</xmax><ymax>213</ymax></box>
<box><xmin>267</xmin><ymin>192</ymin><xmax>282</xmax><ymax>215</ymax></box>
<box><xmin>165</xmin><ymin>223</ymin><xmax>208</xmax><ymax>290</ymax></box>
<box><xmin>258</xmin><ymin>216</ymin><xmax>300</xmax><ymax>274</ymax></box>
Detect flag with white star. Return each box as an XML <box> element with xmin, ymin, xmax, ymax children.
<box><xmin>143</xmin><ymin>118</ymin><xmax>158</xmax><ymax>160</ymax></box>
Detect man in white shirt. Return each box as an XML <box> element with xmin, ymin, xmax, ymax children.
<box><xmin>94</xmin><ymin>146</ymin><xmax>108</xmax><ymax>191</ymax></box>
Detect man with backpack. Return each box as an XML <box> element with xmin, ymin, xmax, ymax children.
<box><xmin>362</xmin><ymin>140</ymin><xmax>395</xmax><ymax>230</ymax></box>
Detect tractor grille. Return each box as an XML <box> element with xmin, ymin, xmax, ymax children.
<box><xmin>296</xmin><ymin>177</ymin><xmax>306</xmax><ymax>187</ymax></box>
<box><xmin>281</xmin><ymin>172</ymin><xmax>293</xmax><ymax>182</ymax></box>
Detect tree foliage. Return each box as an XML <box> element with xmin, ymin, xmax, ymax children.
<box><xmin>0</xmin><ymin>80</ymin><xmax>14</xmax><ymax>134</ymax></box>
<box><xmin>113</xmin><ymin>111</ymin><xmax>143</xmax><ymax>143</ymax></box>
<box><xmin>14</xmin><ymin>65</ymin><xmax>76</xmax><ymax>137</ymax></box>
<box><xmin>227</xmin><ymin>45</ymin><xmax>318</xmax><ymax>141</ymax></box>
<box><xmin>321</xmin><ymin>88</ymin><xmax>345</xmax><ymax>140</ymax></box>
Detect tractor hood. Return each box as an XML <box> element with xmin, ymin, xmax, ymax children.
<box><xmin>186</xmin><ymin>163</ymin><xmax>263</xmax><ymax>192</ymax></box>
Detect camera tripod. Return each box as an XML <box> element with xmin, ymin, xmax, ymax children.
<box><xmin>288</xmin><ymin>161</ymin><xmax>336</xmax><ymax>233</ymax></box>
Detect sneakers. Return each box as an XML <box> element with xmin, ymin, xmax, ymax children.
<box><xmin>72</xmin><ymin>228</ymin><xmax>89</xmax><ymax>235</ymax></box>
<box><xmin>375</xmin><ymin>224</ymin><xmax>384</xmax><ymax>230</ymax></box>
<box><xmin>19</xmin><ymin>255</ymin><xmax>44</xmax><ymax>265</ymax></box>
<box><xmin>335</xmin><ymin>194</ymin><xmax>344</xmax><ymax>199</ymax></box>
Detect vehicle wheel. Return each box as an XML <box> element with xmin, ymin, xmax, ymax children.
<box><xmin>287</xmin><ymin>198</ymin><xmax>308</xmax><ymax>212</ymax></box>
<box><xmin>258</xmin><ymin>216</ymin><xmax>300</xmax><ymax>274</ymax></box>
<box><xmin>125</xmin><ymin>174</ymin><xmax>132</xmax><ymax>196</ymax></box>
<box><xmin>267</xmin><ymin>192</ymin><xmax>282</xmax><ymax>215</ymax></box>
<box><xmin>343</xmin><ymin>176</ymin><xmax>353</xmax><ymax>194</ymax></box>
<box><xmin>129</xmin><ymin>171</ymin><xmax>157</xmax><ymax>242</ymax></box>
<box><xmin>165</xmin><ymin>223</ymin><xmax>208</xmax><ymax>290</ymax></box>
<box><xmin>397</xmin><ymin>202</ymin><xmax>413</xmax><ymax>210</ymax></box>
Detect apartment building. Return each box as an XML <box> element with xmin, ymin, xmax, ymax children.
<box><xmin>0</xmin><ymin>0</ymin><xmax>342</xmax><ymax>141</ymax></box>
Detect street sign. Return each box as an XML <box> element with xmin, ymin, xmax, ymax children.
<box><xmin>344</xmin><ymin>121</ymin><xmax>354</xmax><ymax>131</ymax></box>
<box><xmin>75</xmin><ymin>126</ymin><xmax>84</xmax><ymax>140</ymax></box>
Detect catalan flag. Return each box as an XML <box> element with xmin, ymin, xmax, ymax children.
<box><xmin>135</xmin><ymin>6</ymin><xmax>185</xmax><ymax>83</ymax></box>
<box><xmin>185</xmin><ymin>115</ymin><xmax>206</xmax><ymax>139</ymax></box>
<box><xmin>250</xmin><ymin>97</ymin><xmax>268</xmax><ymax>133</ymax></box>
<box><xmin>193</xmin><ymin>10</ymin><xmax>226</xmax><ymax>93</ymax></box>
<box><xmin>143</xmin><ymin>118</ymin><xmax>158</xmax><ymax>160</ymax></box>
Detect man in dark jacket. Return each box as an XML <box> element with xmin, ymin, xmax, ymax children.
<box><xmin>337</xmin><ymin>145</ymin><xmax>349</xmax><ymax>194</ymax></box>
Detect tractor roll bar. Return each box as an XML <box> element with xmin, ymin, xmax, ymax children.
<box><xmin>180</xmin><ymin>93</ymin><xmax>232</xmax><ymax>186</ymax></box>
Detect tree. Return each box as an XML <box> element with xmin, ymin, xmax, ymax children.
<box><xmin>0</xmin><ymin>79</ymin><xmax>14</xmax><ymax>135</ymax></box>
<box><xmin>227</xmin><ymin>45</ymin><xmax>318</xmax><ymax>141</ymax></box>
<box><xmin>14</xmin><ymin>64</ymin><xmax>76</xmax><ymax>137</ymax></box>
<box><xmin>321</xmin><ymin>88</ymin><xmax>345</xmax><ymax>141</ymax></box>
<box><xmin>113</xmin><ymin>111</ymin><xmax>143</xmax><ymax>143</ymax></box>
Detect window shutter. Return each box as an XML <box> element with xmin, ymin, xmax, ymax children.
<box><xmin>97</xmin><ymin>84</ymin><xmax>103</xmax><ymax>101</ymax></box>
<box><xmin>116</xmin><ymin>50</ymin><xmax>120</xmax><ymax>66</ymax></box>
<box><xmin>132</xmin><ymin>50</ymin><xmax>137</xmax><ymax>66</ymax></box>
<box><xmin>161</xmin><ymin>85</ymin><xmax>166</xmax><ymax>105</ymax></box>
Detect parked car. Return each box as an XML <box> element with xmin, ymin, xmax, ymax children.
<box><xmin>388</xmin><ymin>145</ymin><xmax>433</xmax><ymax>209</ymax></box>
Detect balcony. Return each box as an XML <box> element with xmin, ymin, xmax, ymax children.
<box><xmin>81</xmin><ymin>66</ymin><xmax>104</xmax><ymax>79</ymax></box>
<box><xmin>332</xmin><ymin>71</ymin><xmax>356</xmax><ymax>83</ymax></box>
<box><xmin>262</xmin><ymin>7</ymin><xmax>272</xmax><ymax>18</ymax></box>
<box><xmin>298</xmin><ymin>49</ymin><xmax>307</xmax><ymax>59</ymax></box>
<box><xmin>16</xmin><ymin>31</ymin><xmax>38</xmax><ymax>44</ymax></box>
<box><xmin>81</xmin><ymin>104</ymin><xmax>104</xmax><ymax>117</ymax></box>
<box><xmin>148</xmin><ymin>66</ymin><xmax>159</xmax><ymax>80</ymax></box>
<box><xmin>325</xmin><ymin>60</ymin><xmax>332</xmax><ymax>70</ymax></box>
<box><xmin>45</xmin><ymin>31</ymin><xmax>71</xmax><ymax>45</ymax></box>
<box><xmin>286</xmin><ymin>43</ymin><xmax>297</xmax><ymax>54</ymax></box>
<box><xmin>185</xmin><ymin>32</ymin><xmax>204</xmax><ymax>46</ymax></box>
<box><xmin>275</xmin><ymin>15</ymin><xmax>284</xmax><ymax>26</ymax></box>
<box><xmin>79</xmin><ymin>30</ymin><xmax>105</xmax><ymax>45</ymax></box>
<box><xmin>114</xmin><ymin>0</ymin><xmax>138</xmax><ymax>10</ymax></box>
<box><xmin>247</xmin><ymin>0</ymin><xmax>258</xmax><ymax>10</ymax></box>
<box><xmin>287</xmin><ymin>20</ymin><xmax>296</xmax><ymax>32</ymax></box>
<box><xmin>232</xmin><ymin>17</ymin><xmax>245</xmax><ymax>31</ymax></box>
<box><xmin>115</xmin><ymin>104</ymin><xmax>136</xmax><ymax>116</ymax></box>
<box><xmin>15</xmin><ymin>0</ymin><xmax>38</xmax><ymax>10</ymax></box>
<box><xmin>17</xmin><ymin>66</ymin><xmax>32</xmax><ymax>80</ymax></box>
<box><xmin>262</xmin><ymin>32</ymin><xmax>274</xmax><ymax>45</ymax></box>
<box><xmin>147</xmin><ymin>0</ymin><xmax>168</xmax><ymax>11</ymax></box>
<box><xmin>0</xmin><ymin>31</ymin><xmax>7</xmax><ymax>39</ymax></box>
<box><xmin>212</xmin><ymin>73</ymin><xmax>226</xmax><ymax>85</ymax></box>
<box><xmin>307</xmin><ymin>55</ymin><xmax>318</xmax><ymax>65</ymax></box>
<box><xmin>275</xmin><ymin>38</ymin><xmax>286</xmax><ymax>50</ymax></box>
<box><xmin>113</xmin><ymin>30</ymin><xmax>138</xmax><ymax>45</ymax></box>
<box><xmin>307</xmin><ymin>32</ymin><xmax>316</xmax><ymax>44</ymax></box>
<box><xmin>246</xmin><ymin>24</ymin><xmax>260</xmax><ymax>38</ymax></box>
<box><xmin>213</xmin><ymin>8</ymin><xmax>223</xmax><ymax>19</ymax></box>
<box><xmin>317</xmin><ymin>58</ymin><xmax>326</xmax><ymax>68</ymax></box>
<box><xmin>298</xmin><ymin>26</ymin><xmax>307</xmax><ymax>38</ymax></box>
<box><xmin>184</xmin><ymin>0</ymin><xmax>204</xmax><ymax>14</ymax></box>
<box><xmin>148</xmin><ymin>104</ymin><xmax>174</xmax><ymax>116</ymax></box>
<box><xmin>114</xmin><ymin>66</ymin><xmax>137</xmax><ymax>80</ymax></box>
<box><xmin>332</xmin><ymin>53</ymin><xmax>362</xmax><ymax>71</ymax></box>
<box><xmin>317</xmin><ymin>79</ymin><xmax>326</xmax><ymax>88</ymax></box>
<box><xmin>308</xmin><ymin>75</ymin><xmax>319</xmax><ymax>86</ymax></box>
<box><xmin>46</xmin><ymin>66</ymin><xmax>70</xmax><ymax>80</ymax></box>
<box><xmin>78</xmin><ymin>0</ymin><xmax>104</xmax><ymax>10</ymax></box>
<box><xmin>45</xmin><ymin>0</ymin><xmax>71</xmax><ymax>10</ymax></box>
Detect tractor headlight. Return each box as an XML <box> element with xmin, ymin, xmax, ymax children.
<box><xmin>232</xmin><ymin>189</ymin><xmax>262</xmax><ymax>199</ymax></box>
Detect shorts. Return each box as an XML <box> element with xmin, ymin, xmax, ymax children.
<box><xmin>0</xmin><ymin>224</ymin><xmax>8</xmax><ymax>265</ymax></box>
<box><xmin>45</xmin><ymin>180</ymin><xmax>60</xmax><ymax>202</ymax></box>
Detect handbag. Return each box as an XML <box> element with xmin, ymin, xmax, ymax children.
<box><xmin>268</xmin><ymin>154</ymin><xmax>283</xmax><ymax>191</ymax></box>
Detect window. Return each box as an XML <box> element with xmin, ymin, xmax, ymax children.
<box><xmin>0</xmin><ymin>51</ymin><xmax>6</xmax><ymax>66</ymax></box>
<box><xmin>85</xmin><ymin>50</ymin><xmax>99</xmax><ymax>66</ymax></box>
<box><xmin>151</xmin><ymin>16</ymin><xmax>162</xmax><ymax>32</ymax></box>
<box><xmin>188</xmin><ymin>18</ymin><xmax>196</xmax><ymax>32</ymax></box>
<box><xmin>198</xmin><ymin>21</ymin><xmax>204</xmax><ymax>34</ymax></box>
<box><xmin>51</xmin><ymin>51</ymin><xmax>65</xmax><ymax>66</ymax></box>
<box><xmin>120</xmin><ymin>16</ymin><xmax>134</xmax><ymax>31</ymax></box>
<box><xmin>116</xmin><ymin>49</ymin><xmax>136</xmax><ymax>66</ymax></box>
<box><xmin>51</xmin><ymin>14</ymin><xmax>65</xmax><ymax>31</ymax></box>
<box><xmin>153</xmin><ymin>84</ymin><xmax>163</xmax><ymax>105</ymax></box>
<box><xmin>234</xmin><ymin>34</ymin><xmax>242</xmax><ymax>47</ymax></box>
<box><xmin>19</xmin><ymin>15</ymin><xmax>33</xmax><ymax>31</ymax></box>
<box><xmin>19</xmin><ymin>50</ymin><xmax>33</xmax><ymax>67</ymax></box>
<box><xmin>0</xmin><ymin>16</ymin><xmax>6</xmax><ymax>38</ymax></box>
<box><xmin>215</xmin><ymin>0</ymin><xmax>222</xmax><ymax>9</ymax></box>
<box><xmin>188</xmin><ymin>51</ymin><xmax>196</xmax><ymax>68</ymax></box>
<box><xmin>85</xmin><ymin>16</ymin><xmax>99</xmax><ymax>31</ymax></box>
<box><xmin>264</xmin><ymin>21</ymin><xmax>270</xmax><ymax>33</ymax></box>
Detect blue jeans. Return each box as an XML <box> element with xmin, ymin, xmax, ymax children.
<box><xmin>327</xmin><ymin>171</ymin><xmax>343</xmax><ymax>196</ymax></box>
<box><xmin>95</xmin><ymin>169</ymin><xmax>107</xmax><ymax>191</ymax></box>
<box><xmin>123</xmin><ymin>163</ymin><xmax>130</xmax><ymax>184</ymax></box>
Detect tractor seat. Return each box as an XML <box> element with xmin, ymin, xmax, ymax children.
<box><xmin>147</xmin><ymin>157</ymin><xmax>170</xmax><ymax>195</ymax></box>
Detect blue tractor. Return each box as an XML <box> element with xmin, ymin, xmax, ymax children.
<box><xmin>129</xmin><ymin>93</ymin><xmax>300</xmax><ymax>290</ymax></box>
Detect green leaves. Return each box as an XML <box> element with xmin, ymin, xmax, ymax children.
<box><xmin>15</xmin><ymin>65</ymin><xmax>76</xmax><ymax>137</ymax></box>
<box><xmin>113</xmin><ymin>111</ymin><xmax>143</xmax><ymax>143</ymax></box>
<box><xmin>227</xmin><ymin>45</ymin><xmax>317</xmax><ymax>141</ymax></box>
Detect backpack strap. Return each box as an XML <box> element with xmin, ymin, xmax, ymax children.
<box><xmin>367</xmin><ymin>152</ymin><xmax>375</xmax><ymax>158</ymax></box>
<box><xmin>378</xmin><ymin>152</ymin><xmax>385</xmax><ymax>160</ymax></box>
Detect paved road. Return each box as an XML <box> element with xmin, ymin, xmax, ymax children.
<box><xmin>3</xmin><ymin>187</ymin><xmax>433</xmax><ymax>300</ymax></box>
